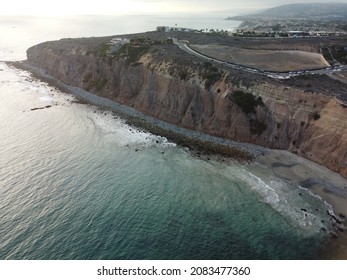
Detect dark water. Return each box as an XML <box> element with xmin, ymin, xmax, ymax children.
<box><xmin>0</xmin><ymin>16</ymin><xmax>334</xmax><ymax>259</ymax></box>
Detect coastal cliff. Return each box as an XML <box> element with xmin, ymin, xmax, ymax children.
<box><xmin>24</xmin><ymin>33</ymin><xmax>347</xmax><ymax>178</ymax></box>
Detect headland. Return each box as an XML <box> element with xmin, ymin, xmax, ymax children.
<box><xmin>8</xmin><ymin>28</ymin><xmax>347</xmax><ymax>258</ymax></box>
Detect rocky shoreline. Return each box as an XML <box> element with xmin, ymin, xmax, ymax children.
<box><xmin>8</xmin><ymin>60</ymin><xmax>347</xmax><ymax>259</ymax></box>
<box><xmin>254</xmin><ymin>149</ymin><xmax>347</xmax><ymax>258</ymax></box>
<box><xmin>21</xmin><ymin>33</ymin><xmax>347</xmax><ymax>179</ymax></box>
<box><xmin>9</xmin><ymin>61</ymin><xmax>262</xmax><ymax>161</ymax></box>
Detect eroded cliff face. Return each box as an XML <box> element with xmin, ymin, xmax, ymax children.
<box><xmin>26</xmin><ymin>39</ymin><xmax>347</xmax><ymax>178</ymax></box>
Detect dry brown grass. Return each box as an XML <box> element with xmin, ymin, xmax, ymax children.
<box><xmin>191</xmin><ymin>44</ymin><xmax>330</xmax><ymax>72</ymax></box>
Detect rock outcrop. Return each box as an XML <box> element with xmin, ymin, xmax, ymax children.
<box><xmin>25</xmin><ymin>35</ymin><xmax>347</xmax><ymax>178</ymax></box>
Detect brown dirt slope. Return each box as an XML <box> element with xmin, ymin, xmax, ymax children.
<box><xmin>191</xmin><ymin>44</ymin><xmax>330</xmax><ymax>71</ymax></box>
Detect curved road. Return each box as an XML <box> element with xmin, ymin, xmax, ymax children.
<box><xmin>173</xmin><ymin>39</ymin><xmax>347</xmax><ymax>80</ymax></box>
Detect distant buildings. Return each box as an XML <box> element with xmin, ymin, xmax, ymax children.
<box><xmin>108</xmin><ymin>38</ymin><xmax>130</xmax><ymax>54</ymax></box>
<box><xmin>156</xmin><ymin>26</ymin><xmax>229</xmax><ymax>36</ymax></box>
<box><xmin>157</xmin><ymin>24</ymin><xmax>345</xmax><ymax>38</ymax></box>
<box><xmin>234</xmin><ymin>29</ymin><xmax>345</xmax><ymax>38</ymax></box>
<box><xmin>234</xmin><ymin>19</ymin><xmax>347</xmax><ymax>38</ymax></box>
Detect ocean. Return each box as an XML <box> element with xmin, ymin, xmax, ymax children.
<box><xmin>0</xmin><ymin>14</ymin><xmax>339</xmax><ymax>259</ymax></box>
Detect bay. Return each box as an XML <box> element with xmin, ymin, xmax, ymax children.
<box><xmin>0</xmin><ymin>14</ymin><xmax>339</xmax><ymax>259</ymax></box>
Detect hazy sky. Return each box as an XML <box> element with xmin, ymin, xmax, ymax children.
<box><xmin>1</xmin><ymin>0</ymin><xmax>347</xmax><ymax>16</ymax></box>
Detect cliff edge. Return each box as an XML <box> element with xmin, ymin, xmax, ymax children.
<box><xmin>23</xmin><ymin>32</ymin><xmax>347</xmax><ymax>178</ymax></box>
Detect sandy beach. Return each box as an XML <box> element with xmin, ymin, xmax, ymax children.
<box><xmin>255</xmin><ymin>149</ymin><xmax>347</xmax><ymax>259</ymax></box>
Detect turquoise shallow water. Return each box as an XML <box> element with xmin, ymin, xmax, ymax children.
<box><xmin>0</xmin><ymin>63</ymin><xmax>332</xmax><ymax>259</ymax></box>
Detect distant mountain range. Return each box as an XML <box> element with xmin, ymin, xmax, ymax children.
<box><xmin>227</xmin><ymin>3</ymin><xmax>347</xmax><ymax>21</ymax></box>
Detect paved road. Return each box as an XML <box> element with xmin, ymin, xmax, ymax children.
<box><xmin>173</xmin><ymin>39</ymin><xmax>347</xmax><ymax>80</ymax></box>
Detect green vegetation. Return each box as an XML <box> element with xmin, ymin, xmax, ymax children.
<box><xmin>250</xmin><ymin>119</ymin><xmax>267</xmax><ymax>135</ymax></box>
<box><xmin>117</xmin><ymin>43</ymin><xmax>150</xmax><ymax>64</ymax></box>
<box><xmin>95</xmin><ymin>78</ymin><xmax>108</xmax><ymax>91</ymax></box>
<box><xmin>326</xmin><ymin>46</ymin><xmax>347</xmax><ymax>64</ymax></box>
<box><xmin>83</xmin><ymin>72</ymin><xmax>92</xmax><ymax>83</ymax></box>
<box><xmin>97</xmin><ymin>43</ymin><xmax>111</xmax><ymax>57</ymax></box>
<box><xmin>233</xmin><ymin>91</ymin><xmax>265</xmax><ymax>114</ymax></box>
<box><xmin>179</xmin><ymin>70</ymin><xmax>188</xmax><ymax>81</ymax></box>
<box><xmin>232</xmin><ymin>30</ymin><xmax>288</xmax><ymax>38</ymax></box>
<box><xmin>272</xmin><ymin>23</ymin><xmax>282</xmax><ymax>31</ymax></box>
<box><xmin>313</xmin><ymin>111</ymin><xmax>321</xmax><ymax>120</ymax></box>
<box><xmin>201</xmin><ymin>62</ymin><xmax>222</xmax><ymax>89</ymax></box>
<box><xmin>297</xmin><ymin>74</ymin><xmax>312</xmax><ymax>80</ymax></box>
<box><xmin>115</xmin><ymin>37</ymin><xmax>173</xmax><ymax>64</ymax></box>
<box><xmin>86</xmin><ymin>36</ymin><xmax>173</xmax><ymax>60</ymax></box>
<box><xmin>231</xmin><ymin>91</ymin><xmax>267</xmax><ymax>135</ymax></box>
<box><xmin>86</xmin><ymin>43</ymin><xmax>111</xmax><ymax>57</ymax></box>
<box><xmin>85</xmin><ymin>78</ymin><xmax>108</xmax><ymax>91</ymax></box>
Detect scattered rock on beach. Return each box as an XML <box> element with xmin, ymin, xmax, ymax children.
<box><xmin>30</xmin><ymin>105</ymin><xmax>52</xmax><ymax>111</ymax></box>
<box><xmin>327</xmin><ymin>210</ymin><xmax>344</xmax><ymax>224</ymax></box>
<box><xmin>336</xmin><ymin>227</ymin><xmax>345</xmax><ymax>232</ymax></box>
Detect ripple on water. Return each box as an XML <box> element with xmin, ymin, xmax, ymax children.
<box><xmin>0</xmin><ymin>64</ymin><xmax>333</xmax><ymax>260</ymax></box>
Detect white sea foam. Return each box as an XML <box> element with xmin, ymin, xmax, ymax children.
<box><xmin>0</xmin><ymin>17</ymin><xmax>336</xmax><ymax>260</ymax></box>
<box><xmin>86</xmin><ymin>107</ymin><xmax>175</xmax><ymax>148</ymax></box>
<box><xmin>39</xmin><ymin>96</ymin><xmax>54</xmax><ymax>102</ymax></box>
<box><xmin>4</xmin><ymin>63</ymin><xmax>174</xmax><ymax>150</ymax></box>
<box><xmin>232</xmin><ymin>165</ymin><xmax>329</xmax><ymax>233</ymax></box>
<box><xmin>0</xmin><ymin>63</ymin><xmax>335</xmax><ymax>237</ymax></box>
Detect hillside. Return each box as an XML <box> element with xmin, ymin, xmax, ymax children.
<box><xmin>228</xmin><ymin>3</ymin><xmax>347</xmax><ymax>21</ymax></box>
<box><xmin>13</xmin><ymin>31</ymin><xmax>347</xmax><ymax>179</ymax></box>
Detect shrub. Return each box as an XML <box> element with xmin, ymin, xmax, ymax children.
<box><xmin>180</xmin><ymin>71</ymin><xmax>188</xmax><ymax>81</ymax></box>
<box><xmin>313</xmin><ymin>112</ymin><xmax>320</xmax><ymax>120</ymax></box>
<box><xmin>83</xmin><ymin>72</ymin><xmax>92</xmax><ymax>83</ymax></box>
<box><xmin>202</xmin><ymin>71</ymin><xmax>221</xmax><ymax>89</ymax></box>
<box><xmin>201</xmin><ymin>62</ymin><xmax>221</xmax><ymax>89</ymax></box>
<box><xmin>95</xmin><ymin>78</ymin><xmax>108</xmax><ymax>91</ymax></box>
<box><xmin>250</xmin><ymin>119</ymin><xmax>267</xmax><ymax>135</ymax></box>
<box><xmin>86</xmin><ymin>80</ymin><xmax>96</xmax><ymax>91</ymax></box>
<box><xmin>116</xmin><ymin>43</ymin><xmax>150</xmax><ymax>63</ymax></box>
<box><xmin>203</xmin><ymin>62</ymin><xmax>212</xmax><ymax>68</ymax></box>
<box><xmin>97</xmin><ymin>43</ymin><xmax>111</xmax><ymax>57</ymax></box>
<box><xmin>86</xmin><ymin>78</ymin><xmax>108</xmax><ymax>91</ymax></box>
<box><xmin>233</xmin><ymin>91</ymin><xmax>264</xmax><ymax>114</ymax></box>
